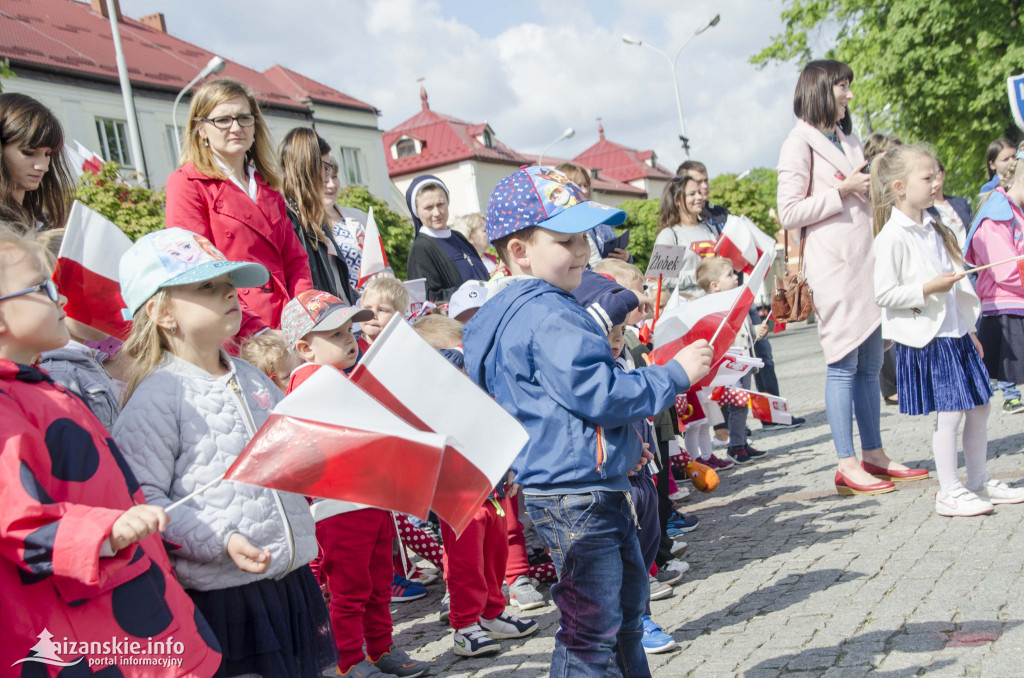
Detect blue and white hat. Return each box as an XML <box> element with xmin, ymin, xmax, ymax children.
<box><xmin>119</xmin><ymin>228</ymin><xmax>269</xmax><ymax>319</ymax></box>
<box><xmin>485</xmin><ymin>166</ymin><xmax>627</xmax><ymax>242</ymax></box>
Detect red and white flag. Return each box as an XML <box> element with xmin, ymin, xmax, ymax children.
<box><xmin>225</xmin><ymin>366</ymin><xmax>449</xmax><ymax>519</ymax></box>
<box><xmin>53</xmin><ymin>201</ymin><xmax>134</xmax><ymax>339</ymax></box>
<box><xmin>709</xmin><ymin>352</ymin><xmax>764</xmax><ymax>388</ymax></box>
<box><xmin>64</xmin><ymin>140</ymin><xmax>104</xmax><ymax>177</ymax></box>
<box><xmin>358</xmin><ymin>206</ymin><xmax>389</xmax><ymax>288</ymax></box>
<box><xmin>650</xmin><ymin>249</ymin><xmax>775</xmax><ymax>387</ymax></box>
<box><xmin>749</xmin><ymin>392</ymin><xmax>792</xmax><ymax>425</ymax></box>
<box><xmin>714</xmin><ymin>215</ymin><xmax>776</xmax><ymax>274</ymax></box>
<box><xmin>350</xmin><ymin>316</ymin><xmax>529</xmax><ymax>535</ymax></box>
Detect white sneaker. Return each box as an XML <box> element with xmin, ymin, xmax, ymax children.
<box><xmin>935</xmin><ymin>487</ymin><xmax>994</xmax><ymax>517</ymax></box>
<box><xmin>664</xmin><ymin>559</ymin><xmax>690</xmax><ymax>574</ymax></box>
<box><xmin>670</xmin><ymin>540</ymin><xmax>688</xmax><ymax>555</ymax></box>
<box><xmin>668</xmin><ymin>487</ymin><xmax>690</xmax><ymax>502</ymax></box>
<box><xmin>969</xmin><ymin>479</ymin><xmax>1024</xmax><ymax>505</ymax></box>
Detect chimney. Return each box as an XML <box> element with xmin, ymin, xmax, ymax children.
<box><xmin>90</xmin><ymin>0</ymin><xmax>121</xmax><ymax>21</ymax></box>
<box><xmin>139</xmin><ymin>13</ymin><xmax>166</xmax><ymax>32</ymax></box>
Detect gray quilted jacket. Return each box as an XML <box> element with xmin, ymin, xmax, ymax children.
<box><xmin>112</xmin><ymin>351</ymin><xmax>318</xmax><ymax>591</ymax></box>
<box><xmin>39</xmin><ymin>342</ymin><xmax>122</xmax><ymax>432</ymax></box>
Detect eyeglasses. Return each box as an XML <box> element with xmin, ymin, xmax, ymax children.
<box><xmin>197</xmin><ymin>114</ymin><xmax>256</xmax><ymax>130</ymax></box>
<box><xmin>0</xmin><ymin>279</ymin><xmax>60</xmax><ymax>304</ymax></box>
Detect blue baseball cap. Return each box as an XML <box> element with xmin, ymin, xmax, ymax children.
<box><xmin>119</xmin><ymin>228</ymin><xmax>269</xmax><ymax>319</ymax></box>
<box><xmin>485</xmin><ymin>166</ymin><xmax>627</xmax><ymax>242</ymax></box>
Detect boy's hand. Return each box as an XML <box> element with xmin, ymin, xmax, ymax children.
<box><xmin>629</xmin><ymin>443</ymin><xmax>655</xmax><ymax>476</ymax></box>
<box><xmin>109</xmin><ymin>505</ymin><xmax>168</xmax><ymax>554</ymax></box>
<box><xmin>673</xmin><ymin>339</ymin><xmax>713</xmax><ymax>385</ymax></box>
<box><xmin>227</xmin><ymin>533</ymin><xmax>272</xmax><ymax>574</ymax></box>
<box><xmin>756</xmin><ymin>323</ymin><xmax>770</xmax><ymax>341</ymax></box>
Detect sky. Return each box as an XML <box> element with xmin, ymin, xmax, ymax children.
<box><xmin>119</xmin><ymin>0</ymin><xmax>830</xmax><ymax>178</ymax></box>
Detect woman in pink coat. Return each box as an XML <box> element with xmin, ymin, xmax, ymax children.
<box><xmin>165</xmin><ymin>79</ymin><xmax>312</xmax><ymax>338</ymax></box>
<box><xmin>776</xmin><ymin>60</ymin><xmax>928</xmax><ymax>495</ymax></box>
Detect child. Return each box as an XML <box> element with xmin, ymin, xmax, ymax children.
<box><xmin>282</xmin><ymin>290</ymin><xmax>429</xmax><ymax>678</ymax></box>
<box><xmin>696</xmin><ymin>257</ymin><xmax>769</xmax><ymax>464</ymax></box>
<box><xmin>0</xmin><ymin>232</ymin><xmax>221</xmax><ymax>675</ymax></box>
<box><xmin>463</xmin><ymin>166</ymin><xmax>713</xmax><ymax>676</ymax></box>
<box><xmin>411</xmin><ymin>314</ymin><xmax>464</xmax><ymax>350</ymax></box>
<box><xmin>573</xmin><ymin>270</ymin><xmax>679</xmax><ymax>654</ymax></box>
<box><xmin>239</xmin><ymin>329</ymin><xmax>304</xmax><ymax>392</ymax></box>
<box><xmin>873</xmin><ymin>145</ymin><xmax>1024</xmax><ymax>515</ymax></box>
<box><xmin>359</xmin><ymin>275</ymin><xmax>410</xmax><ymax>348</ymax></box>
<box><xmin>410</xmin><ymin>320</ymin><xmax>539</xmax><ymax>657</ymax></box>
<box><xmin>966</xmin><ymin>141</ymin><xmax>1024</xmax><ymax>415</ymax></box>
<box><xmin>112</xmin><ymin>229</ymin><xmax>335</xmax><ymax>677</ymax></box>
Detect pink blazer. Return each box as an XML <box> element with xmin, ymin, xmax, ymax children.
<box><xmin>776</xmin><ymin>119</ymin><xmax>880</xmax><ymax>363</ymax></box>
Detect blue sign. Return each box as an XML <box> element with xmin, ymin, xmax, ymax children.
<box><xmin>1009</xmin><ymin>73</ymin><xmax>1024</xmax><ymax>132</ymax></box>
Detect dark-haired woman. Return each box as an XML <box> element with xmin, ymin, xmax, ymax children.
<box><xmin>279</xmin><ymin>128</ymin><xmax>356</xmax><ymax>304</ymax></box>
<box><xmin>653</xmin><ymin>174</ymin><xmax>714</xmax><ymax>297</ymax></box>
<box><xmin>776</xmin><ymin>59</ymin><xmax>928</xmax><ymax>495</ymax></box>
<box><xmin>0</xmin><ymin>92</ymin><xmax>74</xmax><ymax>234</ymax></box>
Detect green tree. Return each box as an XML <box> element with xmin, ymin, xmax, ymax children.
<box><xmin>336</xmin><ymin>185</ymin><xmax>414</xmax><ymax>280</ymax></box>
<box><xmin>619</xmin><ymin>198</ymin><xmax>659</xmax><ymax>273</ymax></box>
<box><xmin>708</xmin><ymin>168</ymin><xmax>780</xmax><ymax>238</ymax></box>
<box><xmin>752</xmin><ymin>0</ymin><xmax>1024</xmax><ymax>197</ymax></box>
<box><xmin>0</xmin><ymin>58</ymin><xmax>14</xmax><ymax>91</ymax></box>
<box><xmin>75</xmin><ymin>162</ymin><xmax>166</xmax><ymax>240</ymax></box>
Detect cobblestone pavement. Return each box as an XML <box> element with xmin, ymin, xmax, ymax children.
<box><xmin>387</xmin><ymin>324</ymin><xmax>1024</xmax><ymax>677</ymax></box>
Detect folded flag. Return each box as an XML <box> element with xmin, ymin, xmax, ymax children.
<box><xmin>350</xmin><ymin>316</ymin><xmax>530</xmax><ymax>535</ymax></box>
<box><xmin>749</xmin><ymin>391</ymin><xmax>792</xmax><ymax>425</ymax></box>
<box><xmin>224</xmin><ymin>366</ymin><xmax>448</xmax><ymax>519</ymax></box>
<box><xmin>53</xmin><ymin>201</ymin><xmax>134</xmax><ymax>339</ymax></box>
<box><xmin>357</xmin><ymin>206</ymin><xmax>389</xmax><ymax>288</ymax></box>
<box><xmin>714</xmin><ymin>215</ymin><xmax>776</xmax><ymax>274</ymax></box>
<box><xmin>709</xmin><ymin>352</ymin><xmax>764</xmax><ymax>388</ymax></box>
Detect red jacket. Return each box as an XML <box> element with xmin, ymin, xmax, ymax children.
<box><xmin>165</xmin><ymin>163</ymin><xmax>313</xmax><ymax>336</ymax></box>
<box><xmin>0</xmin><ymin>361</ymin><xmax>222</xmax><ymax>676</ymax></box>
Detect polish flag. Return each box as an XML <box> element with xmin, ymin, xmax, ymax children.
<box><xmin>358</xmin><ymin>206</ymin><xmax>389</xmax><ymax>287</ymax></box>
<box><xmin>53</xmin><ymin>201</ymin><xmax>134</xmax><ymax>339</ymax></box>
<box><xmin>650</xmin><ymin>249</ymin><xmax>774</xmax><ymax>387</ymax></box>
<box><xmin>63</xmin><ymin>140</ymin><xmax>104</xmax><ymax>177</ymax></box>
<box><xmin>749</xmin><ymin>392</ymin><xmax>792</xmax><ymax>425</ymax></box>
<box><xmin>349</xmin><ymin>315</ymin><xmax>529</xmax><ymax>535</ymax></box>
<box><xmin>225</xmin><ymin>366</ymin><xmax>449</xmax><ymax>519</ymax></box>
<box><xmin>714</xmin><ymin>216</ymin><xmax>776</xmax><ymax>274</ymax></box>
<box><xmin>709</xmin><ymin>352</ymin><xmax>764</xmax><ymax>388</ymax></box>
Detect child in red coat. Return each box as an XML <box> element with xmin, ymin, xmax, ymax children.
<box><xmin>0</xmin><ymin>233</ymin><xmax>221</xmax><ymax>676</ymax></box>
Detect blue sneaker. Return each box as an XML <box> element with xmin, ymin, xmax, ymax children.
<box><xmin>668</xmin><ymin>513</ymin><xmax>699</xmax><ymax>533</ymax></box>
<box><xmin>391</xmin><ymin>573</ymin><xmax>427</xmax><ymax>602</ymax></box>
<box><xmin>641</xmin><ymin>615</ymin><xmax>678</xmax><ymax>654</ymax></box>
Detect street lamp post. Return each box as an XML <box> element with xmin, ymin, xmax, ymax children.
<box><xmin>172</xmin><ymin>56</ymin><xmax>227</xmax><ymax>154</ymax></box>
<box><xmin>623</xmin><ymin>14</ymin><xmax>720</xmax><ymax>158</ymax></box>
<box><xmin>105</xmin><ymin>0</ymin><xmax>149</xmax><ymax>187</ymax></box>
<box><xmin>537</xmin><ymin>127</ymin><xmax>575</xmax><ymax>167</ymax></box>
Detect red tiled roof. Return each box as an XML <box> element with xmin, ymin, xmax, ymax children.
<box><xmin>263</xmin><ymin>65</ymin><xmax>377</xmax><ymax>113</ymax></box>
<box><xmin>572</xmin><ymin>123</ymin><xmax>674</xmax><ymax>184</ymax></box>
<box><xmin>0</xmin><ymin>0</ymin><xmax>376</xmax><ymax>113</ymax></box>
<box><xmin>383</xmin><ymin>87</ymin><xmax>527</xmax><ymax>176</ymax></box>
<box><xmin>520</xmin><ymin>153</ymin><xmax>647</xmax><ymax>196</ymax></box>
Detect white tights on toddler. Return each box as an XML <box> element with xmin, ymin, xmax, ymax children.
<box><xmin>684</xmin><ymin>421</ymin><xmax>713</xmax><ymax>460</ymax></box>
<box><xmin>933</xmin><ymin>404</ymin><xmax>990</xmax><ymax>496</ymax></box>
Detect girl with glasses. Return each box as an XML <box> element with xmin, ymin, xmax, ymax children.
<box><xmin>165</xmin><ymin>78</ymin><xmax>313</xmax><ymax>339</ymax></box>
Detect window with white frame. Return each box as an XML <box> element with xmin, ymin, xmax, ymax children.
<box><xmin>340</xmin><ymin>147</ymin><xmax>363</xmax><ymax>185</ymax></box>
<box><xmin>95</xmin><ymin>118</ymin><xmax>133</xmax><ymax>168</ymax></box>
<box><xmin>395</xmin><ymin>138</ymin><xmax>417</xmax><ymax>158</ymax></box>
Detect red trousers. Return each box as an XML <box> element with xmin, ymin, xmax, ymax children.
<box><xmin>440</xmin><ymin>499</ymin><xmax>509</xmax><ymax>630</ymax></box>
<box><xmin>316</xmin><ymin>508</ymin><xmax>395</xmax><ymax>672</ymax></box>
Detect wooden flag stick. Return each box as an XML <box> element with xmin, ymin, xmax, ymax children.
<box><xmin>963</xmin><ymin>254</ymin><xmax>1024</xmax><ymax>275</ymax></box>
<box><xmin>166</xmin><ymin>474</ymin><xmax>224</xmax><ymax>513</ymax></box>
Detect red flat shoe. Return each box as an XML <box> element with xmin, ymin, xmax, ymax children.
<box><xmin>862</xmin><ymin>460</ymin><xmax>929</xmax><ymax>482</ymax></box>
<box><xmin>835</xmin><ymin>470</ymin><xmax>895</xmax><ymax>496</ymax></box>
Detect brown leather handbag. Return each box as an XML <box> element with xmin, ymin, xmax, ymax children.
<box><xmin>772</xmin><ymin>227</ymin><xmax>813</xmax><ymax>322</ymax></box>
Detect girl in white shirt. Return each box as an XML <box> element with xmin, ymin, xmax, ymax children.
<box><xmin>872</xmin><ymin>145</ymin><xmax>1024</xmax><ymax>517</ymax></box>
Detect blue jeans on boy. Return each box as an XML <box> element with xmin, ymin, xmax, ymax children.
<box><xmin>998</xmin><ymin>381</ymin><xmax>1020</xmax><ymax>401</ymax></box>
<box><xmin>525</xmin><ymin>491</ymin><xmax>651</xmax><ymax>678</ymax></box>
<box><xmin>825</xmin><ymin>327</ymin><xmax>884</xmax><ymax>459</ymax></box>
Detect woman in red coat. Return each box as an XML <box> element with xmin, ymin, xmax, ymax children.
<box><xmin>165</xmin><ymin>78</ymin><xmax>312</xmax><ymax>336</ymax></box>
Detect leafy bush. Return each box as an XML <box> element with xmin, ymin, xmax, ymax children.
<box><xmin>337</xmin><ymin>185</ymin><xmax>414</xmax><ymax>280</ymax></box>
<box><xmin>619</xmin><ymin>198</ymin><xmax>660</xmax><ymax>273</ymax></box>
<box><xmin>75</xmin><ymin>162</ymin><xmax>166</xmax><ymax>241</ymax></box>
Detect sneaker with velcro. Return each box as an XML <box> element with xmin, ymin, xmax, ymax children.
<box><xmin>452</xmin><ymin>624</ymin><xmax>500</xmax><ymax>657</ymax></box>
<box><xmin>478</xmin><ymin>611</ymin><xmax>539</xmax><ymax>639</ymax></box>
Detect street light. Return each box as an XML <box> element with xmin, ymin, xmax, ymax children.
<box><xmin>537</xmin><ymin>127</ymin><xmax>575</xmax><ymax>167</ymax></box>
<box><xmin>623</xmin><ymin>13</ymin><xmax>720</xmax><ymax>157</ymax></box>
<box><xmin>172</xmin><ymin>56</ymin><xmax>227</xmax><ymax>153</ymax></box>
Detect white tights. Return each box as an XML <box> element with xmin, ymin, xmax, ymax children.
<box><xmin>933</xmin><ymin>404</ymin><xmax>990</xmax><ymax>495</ymax></box>
<box><xmin>684</xmin><ymin>421</ymin><xmax>713</xmax><ymax>460</ymax></box>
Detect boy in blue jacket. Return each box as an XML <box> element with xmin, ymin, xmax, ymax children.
<box><xmin>463</xmin><ymin>167</ymin><xmax>712</xmax><ymax>677</ymax></box>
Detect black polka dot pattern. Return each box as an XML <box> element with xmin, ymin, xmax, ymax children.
<box><xmin>110</xmin><ymin>561</ymin><xmax>173</xmax><ymax>638</ymax></box>
<box><xmin>22</xmin><ymin>521</ymin><xmax>58</xmax><ymax>578</ymax></box>
<box><xmin>105</xmin><ymin>438</ymin><xmax>139</xmax><ymax>496</ymax></box>
<box><xmin>45</xmin><ymin>419</ymin><xmax>99</xmax><ymax>483</ymax></box>
<box><xmin>19</xmin><ymin>461</ymin><xmax>53</xmax><ymax>504</ymax></box>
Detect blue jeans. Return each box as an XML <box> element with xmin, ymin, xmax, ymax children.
<box><xmin>524</xmin><ymin>491</ymin><xmax>650</xmax><ymax>678</ymax></box>
<box><xmin>825</xmin><ymin>327</ymin><xmax>884</xmax><ymax>459</ymax></box>
<box><xmin>998</xmin><ymin>381</ymin><xmax>1020</xmax><ymax>401</ymax></box>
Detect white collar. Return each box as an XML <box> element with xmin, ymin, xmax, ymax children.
<box><xmin>891</xmin><ymin>207</ymin><xmax>935</xmax><ymax>231</ymax></box>
<box><xmin>213</xmin><ymin>156</ymin><xmax>257</xmax><ymax>201</ymax></box>
<box><xmin>420</xmin><ymin>225</ymin><xmax>452</xmax><ymax>239</ymax></box>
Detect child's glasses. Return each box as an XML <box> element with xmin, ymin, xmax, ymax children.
<box><xmin>0</xmin><ymin>279</ymin><xmax>60</xmax><ymax>304</ymax></box>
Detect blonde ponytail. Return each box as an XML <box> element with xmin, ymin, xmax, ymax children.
<box><xmin>120</xmin><ymin>289</ymin><xmax>171</xmax><ymax>406</ymax></box>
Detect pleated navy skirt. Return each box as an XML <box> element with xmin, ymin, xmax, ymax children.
<box><xmin>895</xmin><ymin>334</ymin><xmax>992</xmax><ymax>415</ymax></box>
<box><xmin>188</xmin><ymin>566</ymin><xmax>336</xmax><ymax>678</ymax></box>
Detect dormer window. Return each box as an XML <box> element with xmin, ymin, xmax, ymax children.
<box><xmin>481</xmin><ymin>129</ymin><xmax>494</xmax><ymax>148</ymax></box>
<box><xmin>648</xmin><ymin>151</ymin><xmax>658</xmax><ymax>168</ymax></box>
<box><xmin>590</xmin><ymin>168</ymin><xmax>600</xmax><ymax>180</ymax></box>
<box><xmin>391</xmin><ymin>135</ymin><xmax>423</xmax><ymax>160</ymax></box>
